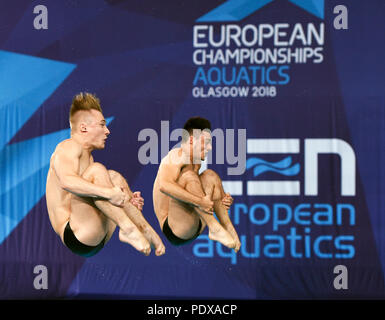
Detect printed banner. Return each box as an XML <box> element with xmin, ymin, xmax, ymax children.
<box><xmin>0</xmin><ymin>0</ymin><xmax>384</xmax><ymax>299</ymax></box>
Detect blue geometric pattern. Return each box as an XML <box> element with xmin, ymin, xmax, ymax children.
<box><xmin>197</xmin><ymin>0</ymin><xmax>273</xmax><ymax>22</ymax></box>
<box><xmin>0</xmin><ymin>51</ymin><xmax>76</xmax><ymax>243</ymax></box>
<box><xmin>0</xmin><ymin>51</ymin><xmax>76</xmax><ymax>150</ymax></box>
<box><xmin>197</xmin><ymin>0</ymin><xmax>324</xmax><ymax>22</ymax></box>
<box><xmin>289</xmin><ymin>0</ymin><xmax>324</xmax><ymax>19</ymax></box>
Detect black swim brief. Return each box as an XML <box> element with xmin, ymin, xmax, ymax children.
<box><xmin>63</xmin><ymin>221</ymin><xmax>106</xmax><ymax>258</ymax></box>
<box><xmin>162</xmin><ymin>217</ymin><xmax>202</xmax><ymax>246</ymax></box>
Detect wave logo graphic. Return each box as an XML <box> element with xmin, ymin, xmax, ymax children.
<box><xmin>246</xmin><ymin>156</ymin><xmax>300</xmax><ymax>177</ymax></box>
<box><xmin>222</xmin><ymin>139</ymin><xmax>355</xmax><ymax>197</ymax></box>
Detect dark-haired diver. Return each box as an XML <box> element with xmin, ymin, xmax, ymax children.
<box><xmin>153</xmin><ymin>117</ymin><xmax>241</xmax><ymax>251</ymax></box>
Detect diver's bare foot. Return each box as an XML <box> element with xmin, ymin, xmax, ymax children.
<box><xmin>119</xmin><ymin>228</ymin><xmax>151</xmax><ymax>256</ymax></box>
<box><xmin>142</xmin><ymin>226</ymin><xmax>166</xmax><ymax>256</ymax></box>
<box><xmin>154</xmin><ymin>243</ymin><xmax>166</xmax><ymax>256</ymax></box>
<box><xmin>208</xmin><ymin>227</ymin><xmax>236</xmax><ymax>249</ymax></box>
<box><xmin>227</xmin><ymin>230</ymin><xmax>241</xmax><ymax>252</ymax></box>
<box><xmin>233</xmin><ymin>238</ymin><xmax>241</xmax><ymax>253</ymax></box>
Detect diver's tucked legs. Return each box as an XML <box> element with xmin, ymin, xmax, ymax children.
<box><xmin>73</xmin><ymin>162</ymin><xmax>151</xmax><ymax>255</ymax></box>
<box><xmin>167</xmin><ymin>168</ymin><xmax>235</xmax><ymax>249</ymax></box>
<box><xmin>108</xmin><ymin>170</ymin><xmax>165</xmax><ymax>256</ymax></box>
<box><xmin>200</xmin><ymin>169</ymin><xmax>241</xmax><ymax>252</ymax></box>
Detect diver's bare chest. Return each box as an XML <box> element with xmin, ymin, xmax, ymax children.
<box><xmin>78</xmin><ymin>154</ymin><xmax>93</xmax><ymax>176</ymax></box>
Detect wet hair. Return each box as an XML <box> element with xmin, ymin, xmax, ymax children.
<box><xmin>182</xmin><ymin>116</ymin><xmax>211</xmax><ymax>142</ymax></box>
<box><xmin>69</xmin><ymin>92</ymin><xmax>102</xmax><ymax>125</ymax></box>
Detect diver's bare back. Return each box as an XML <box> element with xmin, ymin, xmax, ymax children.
<box><xmin>46</xmin><ymin>138</ymin><xmax>92</xmax><ymax>240</ymax></box>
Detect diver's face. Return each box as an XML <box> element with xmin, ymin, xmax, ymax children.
<box><xmin>191</xmin><ymin>130</ymin><xmax>212</xmax><ymax>162</ymax></box>
<box><xmin>86</xmin><ymin>110</ymin><xmax>110</xmax><ymax>149</ymax></box>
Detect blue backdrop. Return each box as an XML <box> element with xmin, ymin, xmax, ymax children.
<box><xmin>0</xmin><ymin>0</ymin><xmax>384</xmax><ymax>299</ymax></box>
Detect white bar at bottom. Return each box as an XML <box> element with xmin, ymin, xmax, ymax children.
<box><xmin>247</xmin><ymin>181</ymin><xmax>300</xmax><ymax>196</ymax></box>
<box><xmin>222</xmin><ymin>181</ymin><xmax>243</xmax><ymax>196</ymax></box>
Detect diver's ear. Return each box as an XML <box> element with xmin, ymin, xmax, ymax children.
<box><xmin>79</xmin><ymin>122</ymin><xmax>87</xmax><ymax>133</ymax></box>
